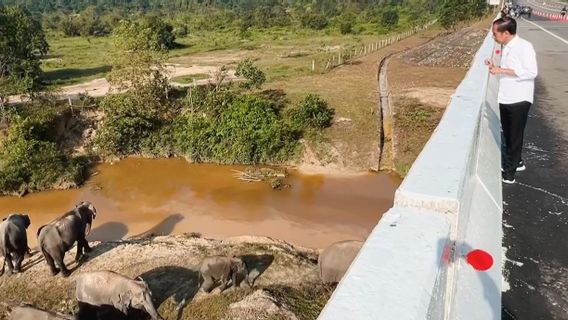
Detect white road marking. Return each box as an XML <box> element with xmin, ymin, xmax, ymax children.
<box><xmin>522</xmin><ymin>18</ymin><xmax>568</xmax><ymax>45</ymax></box>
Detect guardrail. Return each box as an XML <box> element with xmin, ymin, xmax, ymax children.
<box><xmin>318</xmin><ymin>23</ymin><xmax>503</xmax><ymax>320</ymax></box>
<box><xmin>533</xmin><ymin>10</ymin><xmax>568</xmax><ymax>21</ymax></box>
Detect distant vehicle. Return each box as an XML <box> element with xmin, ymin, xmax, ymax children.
<box><xmin>520</xmin><ymin>5</ymin><xmax>533</xmax><ymax>18</ymax></box>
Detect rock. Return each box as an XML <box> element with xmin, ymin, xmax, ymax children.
<box><xmin>226</xmin><ymin>290</ymin><xmax>299</xmax><ymax>320</ymax></box>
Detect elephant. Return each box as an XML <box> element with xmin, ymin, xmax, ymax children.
<box><xmin>37</xmin><ymin>201</ymin><xmax>97</xmax><ymax>277</ymax></box>
<box><xmin>75</xmin><ymin>270</ymin><xmax>162</xmax><ymax>320</ymax></box>
<box><xmin>8</xmin><ymin>304</ymin><xmax>76</xmax><ymax>320</ymax></box>
<box><xmin>199</xmin><ymin>255</ymin><xmax>251</xmax><ymax>293</ymax></box>
<box><xmin>0</xmin><ymin>213</ymin><xmax>31</xmax><ymax>276</ymax></box>
<box><xmin>318</xmin><ymin>240</ymin><xmax>363</xmax><ymax>284</ymax></box>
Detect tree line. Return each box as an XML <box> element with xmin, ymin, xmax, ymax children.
<box><xmin>0</xmin><ymin>0</ymin><xmax>449</xmax><ymax>37</ymax></box>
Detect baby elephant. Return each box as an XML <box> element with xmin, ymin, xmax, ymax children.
<box><xmin>200</xmin><ymin>255</ymin><xmax>251</xmax><ymax>293</ymax></box>
<box><xmin>75</xmin><ymin>270</ymin><xmax>162</xmax><ymax>320</ymax></box>
<box><xmin>8</xmin><ymin>304</ymin><xmax>76</xmax><ymax>320</ymax></box>
<box><xmin>318</xmin><ymin>240</ymin><xmax>363</xmax><ymax>284</ymax></box>
<box><xmin>0</xmin><ymin>214</ymin><xmax>31</xmax><ymax>276</ymax></box>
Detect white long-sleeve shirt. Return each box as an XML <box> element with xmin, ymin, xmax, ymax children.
<box><xmin>498</xmin><ymin>35</ymin><xmax>538</xmax><ymax>104</ymax></box>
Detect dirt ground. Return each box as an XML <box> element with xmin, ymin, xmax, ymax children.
<box><xmin>386</xmin><ymin>18</ymin><xmax>492</xmax><ymax>175</ymax></box>
<box><xmin>268</xmin><ymin>28</ymin><xmax>445</xmax><ymax>174</ymax></box>
<box><xmin>0</xmin><ymin>235</ymin><xmax>330</xmax><ymax>320</ymax></box>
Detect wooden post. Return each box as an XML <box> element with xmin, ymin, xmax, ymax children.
<box><xmin>312</xmin><ymin>59</ymin><xmax>315</xmax><ymax>72</ymax></box>
<box><xmin>338</xmin><ymin>52</ymin><xmax>342</xmax><ymax>65</ymax></box>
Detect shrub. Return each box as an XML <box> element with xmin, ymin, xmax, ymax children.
<box><xmin>174</xmin><ymin>95</ymin><xmax>300</xmax><ymax>164</ymax></box>
<box><xmin>340</xmin><ymin>21</ymin><xmax>353</xmax><ymax>34</ymax></box>
<box><xmin>211</xmin><ymin>95</ymin><xmax>299</xmax><ymax>163</ymax></box>
<box><xmin>93</xmin><ymin>93</ymin><xmax>160</xmax><ymax>157</ymax></box>
<box><xmin>381</xmin><ymin>9</ymin><xmax>399</xmax><ymax>29</ymax></box>
<box><xmin>0</xmin><ymin>117</ymin><xmax>85</xmax><ymax>194</ymax></box>
<box><xmin>235</xmin><ymin>59</ymin><xmax>266</xmax><ymax>90</ymax></box>
<box><xmin>286</xmin><ymin>94</ymin><xmax>335</xmax><ymax>130</ymax></box>
<box><xmin>301</xmin><ymin>13</ymin><xmax>328</xmax><ymax>30</ymax></box>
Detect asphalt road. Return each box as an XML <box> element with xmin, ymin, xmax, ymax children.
<box><xmin>501</xmin><ymin>19</ymin><xmax>568</xmax><ymax>320</ymax></box>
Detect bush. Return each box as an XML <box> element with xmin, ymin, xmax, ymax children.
<box><xmin>340</xmin><ymin>21</ymin><xmax>353</xmax><ymax>34</ymax></box>
<box><xmin>0</xmin><ymin>117</ymin><xmax>85</xmax><ymax>194</ymax></box>
<box><xmin>175</xmin><ymin>95</ymin><xmax>299</xmax><ymax>164</ymax></box>
<box><xmin>381</xmin><ymin>9</ymin><xmax>399</xmax><ymax>29</ymax></box>
<box><xmin>174</xmin><ymin>25</ymin><xmax>188</xmax><ymax>37</ymax></box>
<box><xmin>93</xmin><ymin>94</ymin><xmax>160</xmax><ymax>157</ymax></box>
<box><xmin>301</xmin><ymin>13</ymin><xmax>328</xmax><ymax>30</ymax></box>
<box><xmin>286</xmin><ymin>94</ymin><xmax>335</xmax><ymax>130</ymax></box>
<box><xmin>235</xmin><ymin>59</ymin><xmax>266</xmax><ymax>90</ymax></box>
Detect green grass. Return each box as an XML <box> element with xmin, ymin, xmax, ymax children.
<box><xmin>41</xmin><ymin>25</ymin><xmax>417</xmax><ymax>88</ymax></box>
<box><xmin>171</xmin><ymin>74</ymin><xmax>210</xmax><ymax>83</ymax></box>
<box><xmin>42</xmin><ymin>34</ymin><xmax>113</xmax><ymax>87</ymax></box>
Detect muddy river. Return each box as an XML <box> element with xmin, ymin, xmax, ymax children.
<box><xmin>0</xmin><ymin>158</ymin><xmax>401</xmax><ymax>249</ymax></box>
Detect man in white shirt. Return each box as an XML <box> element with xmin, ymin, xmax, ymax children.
<box><xmin>485</xmin><ymin>17</ymin><xmax>538</xmax><ymax>184</ymax></box>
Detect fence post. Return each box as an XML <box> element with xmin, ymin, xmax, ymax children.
<box><xmin>338</xmin><ymin>52</ymin><xmax>342</xmax><ymax>65</ymax></box>
<box><xmin>312</xmin><ymin>59</ymin><xmax>315</xmax><ymax>72</ymax></box>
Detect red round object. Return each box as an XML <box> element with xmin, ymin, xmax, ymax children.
<box><xmin>466</xmin><ymin>249</ymin><xmax>494</xmax><ymax>271</ymax></box>
<box><xmin>495</xmin><ymin>49</ymin><xmax>501</xmax><ymax>55</ymax></box>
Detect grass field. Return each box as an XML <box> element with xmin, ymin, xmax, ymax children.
<box><xmin>41</xmin><ymin>25</ymin><xmax>425</xmax><ymax>88</ymax></box>
<box><xmin>171</xmin><ymin>73</ymin><xmax>210</xmax><ymax>83</ymax></box>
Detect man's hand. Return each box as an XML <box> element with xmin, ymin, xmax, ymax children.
<box><xmin>489</xmin><ymin>66</ymin><xmax>501</xmax><ymax>75</ymax></box>
<box><xmin>484</xmin><ymin>58</ymin><xmax>495</xmax><ymax>68</ymax></box>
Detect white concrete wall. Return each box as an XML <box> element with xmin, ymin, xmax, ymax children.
<box><xmin>318</xmin><ymin>30</ymin><xmax>503</xmax><ymax>320</ymax></box>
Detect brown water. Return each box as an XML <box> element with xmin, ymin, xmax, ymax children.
<box><xmin>0</xmin><ymin>158</ymin><xmax>401</xmax><ymax>249</ymax></box>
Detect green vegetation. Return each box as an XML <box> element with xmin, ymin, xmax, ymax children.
<box><xmin>439</xmin><ymin>0</ymin><xmax>488</xmax><ymax>29</ymax></box>
<box><xmin>0</xmin><ymin>6</ymin><xmax>48</xmax><ymax>121</ymax></box>
<box><xmin>172</xmin><ymin>74</ymin><xmax>210</xmax><ymax>83</ymax></box>
<box><xmin>393</xmin><ymin>97</ymin><xmax>444</xmax><ymax>177</ymax></box>
<box><xmin>286</xmin><ymin>94</ymin><xmax>335</xmax><ymax>131</ymax></box>
<box><xmin>0</xmin><ymin>0</ymin><xmax>442</xmax><ymax>194</ymax></box>
<box><xmin>0</xmin><ymin>112</ymin><xmax>87</xmax><ymax>195</ymax></box>
<box><xmin>235</xmin><ymin>58</ymin><xmax>266</xmax><ymax>89</ymax></box>
<box><xmin>266</xmin><ymin>284</ymin><xmax>334</xmax><ymax>320</ymax></box>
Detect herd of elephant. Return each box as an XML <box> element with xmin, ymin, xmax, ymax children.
<box><xmin>0</xmin><ymin>201</ymin><xmax>364</xmax><ymax>319</ymax></box>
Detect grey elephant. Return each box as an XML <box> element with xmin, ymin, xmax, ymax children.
<box><xmin>318</xmin><ymin>240</ymin><xmax>363</xmax><ymax>284</ymax></box>
<box><xmin>200</xmin><ymin>255</ymin><xmax>251</xmax><ymax>293</ymax></box>
<box><xmin>75</xmin><ymin>270</ymin><xmax>162</xmax><ymax>320</ymax></box>
<box><xmin>37</xmin><ymin>201</ymin><xmax>97</xmax><ymax>277</ymax></box>
<box><xmin>8</xmin><ymin>304</ymin><xmax>75</xmax><ymax>320</ymax></box>
<box><xmin>0</xmin><ymin>213</ymin><xmax>31</xmax><ymax>276</ymax></box>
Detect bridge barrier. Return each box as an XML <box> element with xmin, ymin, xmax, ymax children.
<box><xmin>318</xmin><ymin>24</ymin><xmax>503</xmax><ymax>320</ymax></box>
<box><xmin>533</xmin><ymin>10</ymin><xmax>568</xmax><ymax>21</ymax></box>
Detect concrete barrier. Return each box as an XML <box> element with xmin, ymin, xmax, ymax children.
<box><xmin>319</xmin><ymin>28</ymin><xmax>503</xmax><ymax>319</ymax></box>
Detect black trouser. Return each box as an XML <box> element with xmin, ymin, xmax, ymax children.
<box><xmin>500</xmin><ymin>101</ymin><xmax>532</xmax><ymax>175</ymax></box>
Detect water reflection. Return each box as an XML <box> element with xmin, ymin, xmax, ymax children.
<box><xmin>0</xmin><ymin>158</ymin><xmax>401</xmax><ymax>249</ymax></box>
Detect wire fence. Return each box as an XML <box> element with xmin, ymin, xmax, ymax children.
<box><xmin>310</xmin><ymin>20</ymin><xmax>437</xmax><ymax>74</ymax></box>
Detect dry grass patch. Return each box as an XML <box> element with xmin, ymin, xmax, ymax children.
<box><xmin>392</xmin><ymin>97</ymin><xmax>444</xmax><ymax>176</ymax></box>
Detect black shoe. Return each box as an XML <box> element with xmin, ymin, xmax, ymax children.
<box><xmin>502</xmin><ymin>172</ymin><xmax>516</xmax><ymax>184</ymax></box>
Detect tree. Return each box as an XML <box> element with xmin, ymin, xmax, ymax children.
<box><xmin>235</xmin><ymin>58</ymin><xmax>266</xmax><ymax>90</ymax></box>
<box><xmin>0</xmin><ymin>6</ymin><xmax>48</xmax><ymax>122</ymax></box>
<box><xmin>145</xmin><ymin>16</ymin><xmax>176</xmax><ymax>49</ymax></box>
<box><xmin>381</xmin><ymin>8</ymin><xmax>399</xmax><ymax>29</ymax></box>
<box><xmin>107</xmin><ymin>18</ymin><xmax>170</xmax><ymax>95</ymax></box>
<box><xmin>338</xmin><ymin>13</ymin><xmax>356</xmax><ymax>34</ymax></box>
<box><xmin>301</xmin><ymin>12</ymin><xmax>328</xmax><ymax>30</ymax></box>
